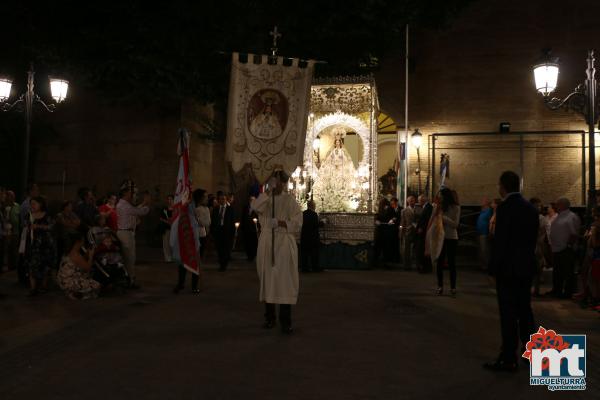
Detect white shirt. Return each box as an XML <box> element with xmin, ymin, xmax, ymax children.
<box><xmin>218</xmin><ymin>205</ymin><xmax>226</xmax><ymax>226</ymax></box>
<box><xmin>116</xmin><ymin>199</ymin><xmax>149</xmax><ymax>231</ymax></box>
<box><xmin>549</xmin><ymin>210</ymin><xmax>580</xmax><ymax>252</ymax></box>
<box><xmin>194</xmin><ymin>205</ymin><xmax>211</xmax><ymax>238</ymax></box>
<box><xmin>544</xmin><ymin>214</ymin><xmax>557</xmax><ymax>241</ymax></box>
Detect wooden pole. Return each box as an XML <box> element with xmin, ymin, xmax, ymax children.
<box><xmin>271</xmin><ymin>190</ymin><xmax>275</xmax><ymax>267</ymax></box>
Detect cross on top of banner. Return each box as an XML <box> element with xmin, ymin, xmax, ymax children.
<box><xmin>270</xmin><ymin>26</ymin><xmax>282</xmax><ymax>56</ymax></box>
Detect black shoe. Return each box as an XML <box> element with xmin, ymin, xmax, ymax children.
<box><xmin>129</xmin><ymin>282</ymin><xmax>141</xmax><ymax>290</ymax></box>
<box><xmin>281</xmin><ymin>325</ymin><xmax>294</xmax><ymax>335</ymax></box>
<box><xmin>450</xmin><ymin>288</ymin><xmax>457</xmax><ymax>297</ymax></box>
<box><xmin>262</xmin><ymin>320</ymin><xmax>276</xmax><ymax>329</ymax></box>
<box><xmin>173</xmin><ymin>285</ymin><xmax>183</xmax><ymax>294</ymax></box>
<box><xmin>218</xmin><ymin>267</ymin><xmax>226</xmax><ymax>272</ymax></box>
<box><xmin>483</xmin><ymin>359</ymin><xmax>518</xmax><ymax>372</ymax></box>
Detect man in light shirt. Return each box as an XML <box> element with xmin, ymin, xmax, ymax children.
<box><xmin>548</xmin><ymin>197</ymin><xmax>581</xmax><ymax>298</ymax></box>
<box><xmin>116</xmin><ymin>186</ymin><xmax>150</xmax><ymax>289</ymax></box>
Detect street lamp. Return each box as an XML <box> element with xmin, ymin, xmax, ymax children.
<box><xmin>411</xmin><ymin>128</ymin><xmax>423</xmax><ymax>195</ymax></box>
<box><xmin>533</xmin><ymin>49</ymin><xmax>598</xmax><ymax>222</ymax></box>
<box><xmin>0</xmin><ymin>63</ymin><xmax>69</xmax><ymax>197</ymax></box>
<box><xmin>313</xmin><ymin>135</ymin><xmax>321</xmax><ymax>168</ymax></box>
<box><xmin>0</xmin><ymin>78</ymin><xmax>12</xmax><ymax>101</ymax></box>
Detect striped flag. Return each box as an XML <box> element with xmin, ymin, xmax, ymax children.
<box><xmin>170</xmin><ymin>128</ymin><xmax>201</xmax><ymax>274</ymax></box>
<box><xmin>440</xmin><ymin>153</ymin><xmax>450</xmax><ymax>189</ymax></box>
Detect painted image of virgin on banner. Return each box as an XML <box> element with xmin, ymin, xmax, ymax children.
<box><xmin>247</xmin><ymin>89</ymin><xmax>289</xmax><ymax>140</ymax></box>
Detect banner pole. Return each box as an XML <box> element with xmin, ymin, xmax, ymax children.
<box><xmin>271</xmin><ymin>190</ymin><xmax>275</xmax><ymax>267</ymax></box>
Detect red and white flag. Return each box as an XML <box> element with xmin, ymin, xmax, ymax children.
<box><xmin>170</xmin><ymin>128</ymin><xmax>200</xmax><ymax>274</ymax></box>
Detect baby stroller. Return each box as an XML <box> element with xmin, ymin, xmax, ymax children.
<box><xmin>87</xmin><ymin>227</ymin><xmax>130</xmax><ymax>290</ymax></box>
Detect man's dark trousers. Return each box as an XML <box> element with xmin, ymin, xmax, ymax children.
<box><xmin>496</xmin><ymin>275</ymin><xmax>535</xmax><ymax>362</ymax></box>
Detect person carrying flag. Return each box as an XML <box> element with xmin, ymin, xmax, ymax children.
<box><xmin>170</xmin><ymin>129</ymin><xmax>202</xmax><ymax>294</ymax></box>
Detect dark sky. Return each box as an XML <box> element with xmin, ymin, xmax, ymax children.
<box><xmin>1</xmin><ymin>0</ymin><xmax>474</xmax><ymax>104</ymax></box>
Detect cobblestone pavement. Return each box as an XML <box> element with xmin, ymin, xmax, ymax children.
<box><xmin>0</xmin><ymin>249</ymin><xmax>598</xmax><ymax>400</ymax></box>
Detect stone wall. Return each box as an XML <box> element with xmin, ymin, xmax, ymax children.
<box><xmin>30</xmin><ymin>91</ymin><xmax>181</xmax><ymax>205</ymax></box>
<box><xmin>374</xmin><ymin>0</ymin><xmax>600</xmax><ymax>205</ymax></box>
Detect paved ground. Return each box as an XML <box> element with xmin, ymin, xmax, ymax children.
<box><xmin>0</xmin><ymin>248</ymin><xmax>598</xmax><ymax>400</ymax></box>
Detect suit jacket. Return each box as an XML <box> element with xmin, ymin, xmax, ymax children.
<box><xmin>390</xmin><ymin>206</ymin><xmax>402</xmax><ymax>227</ymax></box>
<box><xmin>301</xmin><ymin>209</ymin><xmax>320</xmax><ymax>246</ymax></box>
<box><xmin>416</xmin><ymin>203</ymin><xmax>433</xmax><ymax>234</ymax></box>
<box><xmin>490</xmin><ymin>193</ymin><xmax>539</xmax><ymax>279</ymax></box>
<box><xmin>211</xmin><ymin>205</ymin><xmax>235</xmax><ymax>240</ymax></box>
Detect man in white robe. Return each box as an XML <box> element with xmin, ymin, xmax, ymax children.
<box><xmin>251</xmin><ymin>171</ymin><xmax>302</xmax><ymax>334</ymax></box>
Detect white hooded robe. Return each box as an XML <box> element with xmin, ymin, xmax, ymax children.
<box><xmin>251</xmin><ymin>192</ymin><xmax>303</xmax><ymax>304</ymax></box>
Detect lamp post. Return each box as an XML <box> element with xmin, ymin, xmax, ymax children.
<box><xmin>0</xmin><ymin>63</ymin><xmax>69</xmax><ymax>197</ymax></box>
<box><xmin>313</xmin><ymin>135</ymin><xmax>321</xmax><ymax>168</ymax></box>
<box><xmin>411</xmin><ymin>128</ymin><xmax>423</xmax><ymax>196</ymax></box>
<box><xmin>533</xmin><ymin>50</ymin><xmax>598</xmax><ymax>222</ymax></box>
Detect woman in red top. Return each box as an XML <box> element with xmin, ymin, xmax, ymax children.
<box><xmin>99</xmin><ymin>193</ymin><xmax>118</xmax><ymax>231</ymax></box>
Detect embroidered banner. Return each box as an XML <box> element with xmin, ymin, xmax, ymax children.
<box><xmin>226</xmin><ymin>53</ymin><xmax>315</xmax><ymax>183</ymax></box>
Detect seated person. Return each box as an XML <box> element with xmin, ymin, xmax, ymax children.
<box><xmin>58</xmin><ymin>231</ymin><xmax>101</xmax><ymax>300</ymax></box>
<box><xmin>95</xmin><ymin>235</ymin><xmax>123</xmax><ymax>267</ymax></box>
<box><xmin>87</xmin><ymin>214</ymin><xmax>114</xmax><ymax>246</ymax></box>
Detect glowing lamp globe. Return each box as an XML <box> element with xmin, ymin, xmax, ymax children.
<box><xmin>313</xmin><ymin>136</ymin><xmax>321</xmax><ymax>151</ymax></box>
<box><xmin>49</xmin><ymin>77</ymin><xmax>69</xmax><ymax>102</ymax></box>
<box><xmin>411</xmin><ymin>128</ymin><xmax>423</xmax><ymax>150</ymax></box>
<box><xmin>0</xmin><ymin>78</ymin><xmax>12</xmax><ymax>101</ymax></box>
<box><xmin>533</xmin><ymin>57</ymin><xmax>559</xmax><ymax>96</ymax></box>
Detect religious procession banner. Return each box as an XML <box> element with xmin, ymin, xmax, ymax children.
<box><xmin>226</xmin><ymin>53</ymin><xmax>315</xmax><ymax>183</ymax></box>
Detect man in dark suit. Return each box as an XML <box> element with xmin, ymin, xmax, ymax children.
<box><xmin>415</xmin><ymin>194</ymin><xmax>433</xmax><ymax>273</ymax></box>
<box><xmin>300</xmin><ymin>200</ymin><xmax>321</xmax><ymax>272</ymax></box>
<box><xmin>211</xmin><ymin>192</ymin><xmax>236</xmax><ymax>271</ymax></box>
<box><xmin>484</xmin><ymin>171</ymin><xmax>538</xmax><ymax>372</ymax></box>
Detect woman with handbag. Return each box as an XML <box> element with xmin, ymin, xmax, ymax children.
<box><xmin>432</xmin><ymin>188</ymin><xmax>460</xmax><ymax>296</ymax></box>
<box><xmin>22</xmin><ymin>197</ymin><xmax>56</xmax><ymax>296</ymax></box>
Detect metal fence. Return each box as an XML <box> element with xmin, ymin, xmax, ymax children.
<box><xmin>429</xmin><ymin>130</ymin><xmax>587</xmax><ymax>206</ymax></box>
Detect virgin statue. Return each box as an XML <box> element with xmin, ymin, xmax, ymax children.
<box><xmin>312</xmin><ymin>129</ymin><xmax>359</xmax><ymax>212</ymax></box>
